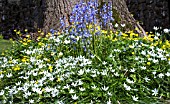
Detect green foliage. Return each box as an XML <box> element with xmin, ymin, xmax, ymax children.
<box><xmin>0</xmin><ymin>28</ymin><xmax>170</xmax><ymax>103</ymax></box>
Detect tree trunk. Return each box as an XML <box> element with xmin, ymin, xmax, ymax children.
<box><xmin>42</xmin><ymin>0</ymin><xmax>146</xmax><ymax>37</ymax></box>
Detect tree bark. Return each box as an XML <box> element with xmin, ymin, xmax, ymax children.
<box><xmin>42</xmin><ymin>0</ymin><xmax>146</xmax><ymax>37</ymax></box>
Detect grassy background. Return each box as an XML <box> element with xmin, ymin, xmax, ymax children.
<box><xmin>0</xmin><ymin>38</ymin><xmax>12</xmax><ymax>53</ymax></box>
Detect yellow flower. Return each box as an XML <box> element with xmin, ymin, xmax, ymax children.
<box><xmin>16</xmin><ymin>31</ymin><xmax>21</xmax><ymax>34</ymax></box>
<box><xmin>148</xmin><ymin>37</ymin><xmax>153</xmax><ymax>42</ymax></box>
<box><xmin>48</xmin><ymin>65</ymin><xmax>53</xmax><ymax>72</ymax></box>
<box><xmin>38</xmin><ymin>42</ymin><xmax>44</xmax><ymax>46</ymax></box>
<box><xmin>133</xmin><ymin>38</ymin><xmax>138</xmax><ymax>41</ymax></box>
<box><xmin>23</xmin><ymin>38</ymin><xmax>27</xmax><ymax>42</ymax></box>
<box><xmin>23</xmin><ymin>42</ymin><xmax>28</xmax><ymax>46</ymax></box>
<box><xmin>13</xmin><ymin>65</ymin><xmax>21</xmax><ymax>71</ymax></box>
<box><xmin>74</xmin><ymin>102</ymin><xmax>77</xmax><ymax>104</ymax></box>
<box><xmin>57</xmin><ymin>77</ymin><xmax>61</xmax><ymax>82</ymax></box>
<box><xmin>57</xmin><ymin>32</ymin><xmax>60</xmax><ymax>35</ymax></box>
<box><xmin>38</xmin><ymin>30</ymin><xmax>41</xmax><ymax>33</ymax></box>
<box><xmin>44</xmin><ymin>38</ymin><xmax>48</xmax><ymax>40</ymax></box>
<box><xmin>25</xmin><ymin>29</ymin><xmax>28</xmax><ymax>32</ymax></box>
<box><xmin>0</xmin><ymin>71</ymin><xmax>3</xmax><ymax>74</ymax></box>
<box><xmin>168</xmin><ymin>57</ymin><xmax>170</xmax><ymax>61</ymax></box>
<box><xmin>161</xmin><ymin>45</ymin><xmax>166</xmax><ymax>50</ymax></box>
<box><xmin>37</xmin><ymin>36</ymin><xmax>41</xmax><ymax>40</ymax></box>
<box><xmin>135</xmin><ymin>27</ymin><xmax>139</xmax><ymax>31</ymax></box>
<box><xmin>26</xmin><ymin>35</ymin><xmax>30</xmax><ymax>38</ymax></box>
<box><xmin>35</xmin><ymin>81</ymin><xmax>38</xmax><ymax>84</ymax></box>
<box><xmin>27</xmin><ymin>40</ymin><xmax>31</xmax><ymax>43</ymax></box>
<box><xmin>1</xmin><ymin>52</ymin><xmax>4</xmax><ymax>55</ymax></box>
<box><xmin>102</xmin><ymin>30</ymin><xmax>107</xmax><ymax>34</ymax></box>
<box><xmin>165</xmin><ymin>40</ymin><xmax>170</xmax><ymax>47</ymax></box>
<box><xmin>21</xmin><ymin>57</ymin><xmax>27</xmax><ymax>62</ymax></box>
<box><xmin>132</xmin><ymin>52</ymin><xmax>135</xmax><ymax>55</ymax></box>
<box><xmin>159</xmin><ymin>41</ymin><xmax>162</xmax><ymax>44</ymax></box>
<box><xmin>143</xmin><ymin>36</ymin><xmax>148</xmax><ymax>40</ymax></box>
<box><xmin>153</xmin><ymin>42</ymin><xmax>158</xmax><ymax>46</ymax></box>
<box><xmin>8</xmin><ymin>60</ymin><xmax>13</xmax><ymax>64</ymax></box>
<box><xmin>147</xmin><ymin>62</ymin><xmax>151</xmax><ymax>65</ymax></box>
<box><xmin>122</xmin><ymin>33</ymin><xmax>128</xmax><ymax>37</ymax></box>
<box><xmin>112</xmin><ymin>38</ymin><xmax>118</xmax><ymax>42</ymax></box>
<box><xmin>47</xmin><ymin>59</ymin><xmax>50</xmax><ymax>62</ymax></box>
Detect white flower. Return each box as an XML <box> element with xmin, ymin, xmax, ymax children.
<box><xmin>144</xmin><ymin>76</ymin><xmax>150</xmax><ymax>82</ymax></box>
<box><xmin>91</xmin><ymin>85</ymin><xmax>97</xmax><ymax>89</ymax></box>
<box><xmin>102</xmin><ymin>61</ymin><xmax>107</xmax><ymax>65</ymax></box>
<box><xmin>121</xmin><ymin>23</ymin><xmax>126</xmax><ymax>27</ymax></box>
<box><xmin>79</xmin><ymin>87</ymin><xmax>85</xmax><ymax>91</ymax></box>
<box><xmin>114</xmin><ymin>72</ymin><xmax>119</xmax><ymax>76</ymax></box>
<box><xmin>161</xmin><ymin>57</ymin><xmax>167</xmax><ymax>61</ymax></box>
<box><xmin>101</xmin><ymin>70</ymin><xmax>107</xmax><ymax>75</ymax></box>
<box><xmin>124</xmin><ymin>83</ymin><xmax>131</xmax><ymax>91</ymax></box>
<box><xmin>0</xmin><ymin>90</ymin><xmax>4</xmax><ymax>96</ymax></box>
<box><xmin>58</xmin><ymin>52</ymin><xmax>63</xmax><ymax>57</ymax></box>
<box><xmin>126</xmin><ymin>78</ymin><xmax>134</xmax><ymax>84</ymax></box>
<box><xmin>153</xmin><ymin>26</ymin><xmax>159</xmax><ymax>31</ymax></box>
<box><xmin>107</xmin><ymin>92</ymin><xmax>112</xmax><ymax>96</ymax></box>
<box><xmin>71</xmin><ymin>94</ymin><xmax>78</xmax><ymax>100</ymax></box>
<box><xmin>64</xmin><ymin>40</ymin><xmax>70</xmax><ymax>44</ymax></box>
<box><xmin>45</xmin><ymin>87</ymin><xmax>52</xmax><ymax>92</ymax></box>
<box><xmin>16</xmin><ymin>81</ymin><xmax>21</xmax><ymax>86</ymax></box>
<box><xmin>33</xmin><ymin>71</ymin><xmax>38</xmax><ymax>76</ymax></box>
<box><xmin>163</xmin><ymin>28</ymin><xmax>169</xmax><ymax>33</ymax></box>
<box><xmin>141</xmin><ymin>50</ymin><xmax>146</xmax><ymax>55</ymax></box>
<box><xmin>141</xmin><ymin>66</ymin><xmax>146</xmax><ymax>70</ymax></box>
<box><xmin>78</xmin><ymin>69</ymin><xmax>84</xmax><ymax>75</ymax></box>
<box><xmin>154</xmin><ymin>36</ymin><xmax>159</xmax><ymax>40</ymax></box>
<box><xmin>69</xmin><ymin>89</ymin><xmax>75</xmax><ymax>94</ymax></box>
<box><xmin>17</xmin><ymin>87</ymin><xmax>22</xmax><ymax>91</ymax></box>
<box><xmin>156</xmin><ymin>32</ymin><xmax>160</xmax><ymax>36</ymax></box>
<box><xmin>0</xmin><ymin>74</ymin><xmax>4</xmax><ymax>79</ymax></box>
<box><xmin>36</xmin><ymin>88</ymin><xmax>42</xmax><ymax>94</ymax></box>
<box><xmin>158</xmin><ymin>73</ymin><xmax>164</xmax><ymax>78</ymax></box>
<box><xmin>153</xmin><ymin>59</ymin><xmax>159</xmax><ymax>63</ymax></box>
<box><xmin>54</xmin><ymin>38</ymin><xmax>60</xmax><ymax>43</ymax></box>
<box><xmin>115</xmin><ymin>23</ymin><xmax>119</xmax><ymax>27</ymax></box>
<box><xmin>130</xmin><ymin>68</ymin><xmax>135</xmax><ymax>73</ymax></box>
<box><xmin>29</xmin><ymin>99</ymin><xmax>34</xmax><ymax>103</ymax></box>
<box><xmin>165</xmin><ymin>72</ymin><xmax>170</xmax><ymax>77</ymax></box>
<box><xmin>63</xmin><ymin>84</ymin><xmax>70</xmax><ymax>89</ymax></box>
<box><xmin>25</xmin><ymin>50</ymin><xmax>32</xmax><ymax>55</ymax></box>
<box><xmin>107</xmin><ymin>98</ymin><xmax>112</xmax><ymax>104</ymax></box>
<box><xmin>101</xmin><ymin>86</ymin><xmax>109</xmax><ymax>91</ymax></box>
<box><xmin>91</xmin><ymin>73</ymin><xmax>97</xmax><ymax>77</ymax></box>
<box><xmin>78</xmin><ymin>80</ymin><xmax>83</xmax><ymax>85</ymax></box>
<box><xmin>38</xmin><ymin>64</ymin><xmax>44</xmax><ymax>69</ymax></box>
<box><xmin>132</xmin><ymin>96</ymin><xmax>138</xmax><ymax>101</ymax></box>
<box><xmin>135</xmin><ymin>57</ymin><xmax>139</xmax><ymax>60</ymax></box>
<box><xmin>30</xmin><ymin>57</ymin><xmax>36</xmax><ymax>63</ymax></box>
<box><xmin>51</xmin><ymin>88</ymin><xmax>59</xmax><ymax>97</ymax></box>
<box><xmin>90</xmin><ymin>100</ymin><xmax>94</xmax><ymax>104</ymax></box>
<box><xmin>57</xmin><ymin>101</ymin><xmax>64</xmax><ymax>104</ymax></box>
<box><xmin>152</xmin><ymin>88</ymin><xmax>158</xmax><ymax>96</ymax></box>
<box><xmin>6</xmin><ymin>73</ymin><xmax>12</xmax><ymax>78</ymax></box>
<box><xmin>71</xmin><ymin>82</ymin><xmax>78</xmax><ymax>87</ymax></box>
<box><xmin>25</xmin><ymin>91</ymin><xmax>31</xmax><ymax>97</ymax></box>
<box><xmin>49</xmin><ymin>76</ymin><xmax>54</xmax><ymax>81</ymax></box>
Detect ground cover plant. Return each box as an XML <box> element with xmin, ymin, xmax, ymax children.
<box><xmin>0</xmin><ymin>35</ymin><xmax>13</xmax><ymax>53</ymax></box>
<box><xmin>0</xmin><ymin>0</ymin><xmax>170</xmax><ymax>104</ymax></box>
